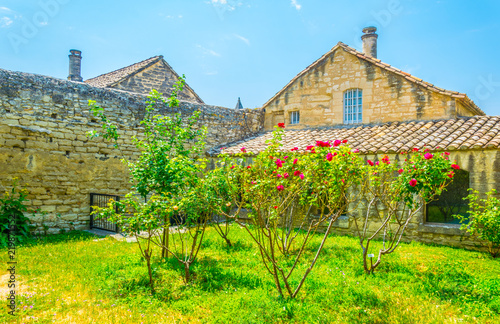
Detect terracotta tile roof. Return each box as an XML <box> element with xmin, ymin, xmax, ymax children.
<box><xmin>209</xmin><ymin>116</ymin><xmax>500</xmax><ymax>156</ymax></box>
<box><xmin>85</xmin><ymin>56</ymin><xmax>163</xmax><ymax>88</ymax></box>
<box><xmin>262</xmin><ymin>42</ymin><xmax>484</xmax><ymax>116</ymax></box>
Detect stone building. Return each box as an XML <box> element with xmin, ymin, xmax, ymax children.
<box><xmin>263</xmin><ymin>27</ymin><xmax>484</xmax><ymax>131</ymax></box>
<box><xmin>209</xmin><ymin>27</ymin><xmax>499</xmax><ymax>251</ymax></box>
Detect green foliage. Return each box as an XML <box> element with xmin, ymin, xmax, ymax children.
<box><xmin>88</xmin><ymin>76</ymin><xmax>209</xmax><ymax>288</ymax></box>
<box><xmin>456</xmin><ymin>189</ymin><xmax>500</xmax><ymax>257</ymax></box>
<box><xmin>212</xmin><ymin>126</ymin><xmax>365</xmax><ymax>298</ymax></box>
<box><xmin>0</xmin><ymin>179</ymin><xmax>33</xmax><ymax>247</ymax></box>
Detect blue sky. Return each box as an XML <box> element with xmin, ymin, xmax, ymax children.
<box><xmin>1</xmin><ymin>0</ymin><xmax>499</xmax><ymax>115</ymax></box>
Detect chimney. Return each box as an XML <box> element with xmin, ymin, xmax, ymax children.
<box><xmin>361</xmin><ymin>27</ymin><xmax>378</xmax><ymax>58</ymax></box>
<box><xmin>68</xmin><ymin>49</ymin><xmax>83</xmax><ymax>82</ymax></box>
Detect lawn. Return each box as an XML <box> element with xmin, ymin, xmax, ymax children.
<box><xmin>1</xmin><ymin>226</ymin><xmax>499</xmax><ymax>323</ymax></box>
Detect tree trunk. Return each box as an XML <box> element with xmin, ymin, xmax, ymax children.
<box><xmin>145</xmin><ymin>251</ymin><xmax>155</xmax><ymax>293</ymax></box>
<box><xmin>161</xmin><ymin>222</ymin><xmax>169</xmax><ymax>259</ymax></box>
<box><xmin>184</xmin><ymin>263</ymin><xmax>190</xmax><ymax>283</ymax></box>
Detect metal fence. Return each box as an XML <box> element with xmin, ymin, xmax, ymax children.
<box><xmin>90</xmin><ymin>193</ymin><xmax>120</xmax><ymax>232</ymax></box>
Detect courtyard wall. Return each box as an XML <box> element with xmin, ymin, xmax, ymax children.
<box><xmin>0</xmin><ymin>68</ymin><xmax>264</xmax><ymax>233</ymax></box>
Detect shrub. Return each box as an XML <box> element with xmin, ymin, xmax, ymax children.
<box><xmin>212</xmin><ymin>125</ymin><xmax>364</xmax><ymax>298</ymax></box>
<box><xmin>455</xmin><ymin>189</ymin><xmax>500</xmax><ymax>257</ymax></box>
<box><xmin>89</xmin><ymin>76</ymin><xmax>209</xmax><ymax>291</ymax></box>
<box><xmin>0</xmin><ymin>179</ymin><xmax>32</xmax><ymax>247</ymax></box>
<box><xmin>353</xmin><ymin>150</ymin><xmax>457</xmax><ymax>274</ymax></box>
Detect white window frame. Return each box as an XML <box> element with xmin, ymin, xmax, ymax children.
<box><xmin>290</xmin><ymin>111</ymin><xmax>300</xmax><ymax>125</ymax></box>
<box><xmin>343</xmin><ymin>89</ymin><xmax>363</xmax><ymax>124</ymax></box>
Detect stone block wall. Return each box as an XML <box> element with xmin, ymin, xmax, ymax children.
<box><xmin>0</xmin><ymin>68</ymin><xmax>264</xmax><ymax>233</ymax></box>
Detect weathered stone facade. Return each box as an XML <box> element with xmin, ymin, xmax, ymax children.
<box><xmin>263</xmin><ymin>43</ymin><xmax>483</xmax><ymax>131</ymax></box>
<box><xmin>106</xmin><ymin>59</ymin><xmax>203</xmax><ymax>103</ymax></box>
<box><xmin>85</xmin><ymin>56</ymin><xmax>204</xmax><ymax>103</ymax></box>
<box><xmin>0</xmin><ymin>68</ymin><xmax>264</xmax><ymax>233</ymax></box>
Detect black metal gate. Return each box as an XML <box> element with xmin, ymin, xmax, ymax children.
<box><xmin>90</xmin><ymin>193</ymin><xmax>120</xmax><ymax>232</ymax></box>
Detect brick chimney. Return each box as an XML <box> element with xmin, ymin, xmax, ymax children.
<box><xmin>361</xmin><ymin>27</ymin><xmax>378</xmax><ymax>58</ymax></box>
<box><xmin>68</xmin><ymin>49</ymin><xmax>82</xmax><ymax>82</ymax></box>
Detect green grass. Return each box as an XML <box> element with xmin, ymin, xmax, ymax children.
<box><xmin>1</xmin><ymin>226</ymin><xmax>499</xmax><ymax>323</ymax></box>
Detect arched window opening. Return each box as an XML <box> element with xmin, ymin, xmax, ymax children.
<box><xmin>425</xmin><ymin>169</ymin><xmax>470</xmax><ymax>224</ymax></box>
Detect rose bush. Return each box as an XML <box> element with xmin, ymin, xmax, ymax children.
<box><xmin>353</xmin><ymin>149</ymin><xmax>458</xmax><ymax>274</ymax></box>
<box><xmin>211</xmin><ymin>124</ymin><xmax>365</xmax><ymax>298</ymax></box>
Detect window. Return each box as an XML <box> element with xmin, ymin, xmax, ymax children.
<box><xmin>425</xmin><ymin>169</ymin><xmax>470</xmax><ymax>224</ymax></box>
<box><xmin>343</xmin><ymin>89</ymin><xmax>362</xmax><ymax>124</ymax></box>
<box><xmin>290</xmin><ymin>111</ymin><xmax>300</xmax><ymax>125</ymax></box>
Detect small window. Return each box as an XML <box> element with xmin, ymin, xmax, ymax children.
<box><xmin>426</xmin><ymin>169</ymin><xmax>470</xmax><ymax>224</ymax></box>
<box><xmin>290</xmin><ymin>111</ymin><xmax>300</xmax><ymax>125</ymax></box>
<box><xmin>343</xmin><ymin>89</ymin><xmax>362</xmax><ymax>124</ymax></box>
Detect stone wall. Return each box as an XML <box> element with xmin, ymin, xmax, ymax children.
<box><xmin>0</xmin><ymin>68</ymin><xmax>264</xmax><ymax>233</ymax></box>
<box><xmin>263</xmin><ymin>48</ymin><xmax>477</xmax><ymax>131</ymax></box>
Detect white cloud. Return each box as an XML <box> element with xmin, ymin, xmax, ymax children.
<box><xmin>207</xmin><ymin>0</ymin><xmax>243</xmax><ymax>12</ymax></box>
<box><xmin>196</xmin><ymin>44</ymin><xmax>221</xmax><ymax>57</ymax></box>
<box><xmin>0</xmin><ymin>7</ymin><xmax>12</xmax><ymax>12</ymax></box>
<box><xmin>291</xmin><ymin>0</ymin><xmax>302</xmax><ymax>10</ymax></box>
<box><xmin>234</xmin><ymin>34</ymin><xmax>250</xmax><ymax>46</ymax></box>
<box><xmin>0</xmin><ymin>16</ymin><xmax>13</xmax><ymax>28</ymax></box>
<box><xmin>159</xmin><ymin>13</ymin><xmax>184</xmax><ymax>19</ymax></box>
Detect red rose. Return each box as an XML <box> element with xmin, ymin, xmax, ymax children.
<box><xmin>278</xmin><ymin>123</ymin><xmax>285</xmax><ymax>128</ymax></box>
<box><xmin>409</xmin><ymin>179</ymin><xmax>417</xmax><ymax>187</ymax></box>
<box><xmin>315</xmin><ymin>141</ymin><xmax>331</xmax><ymax>148</ymax></box>
<box><xmin>367</xmin><ymin>160</ymin><xmax>374</xmax><ymax>166</ymax></box>
<box><xmin>277</xmin><ymin>185</ymin><xmax>284</xmax><ymax>191</ymax></box>
<box><xmin>451</xmin><ymin>164</ymin><xmax>460</xmax><ymax>170</ymax></box>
